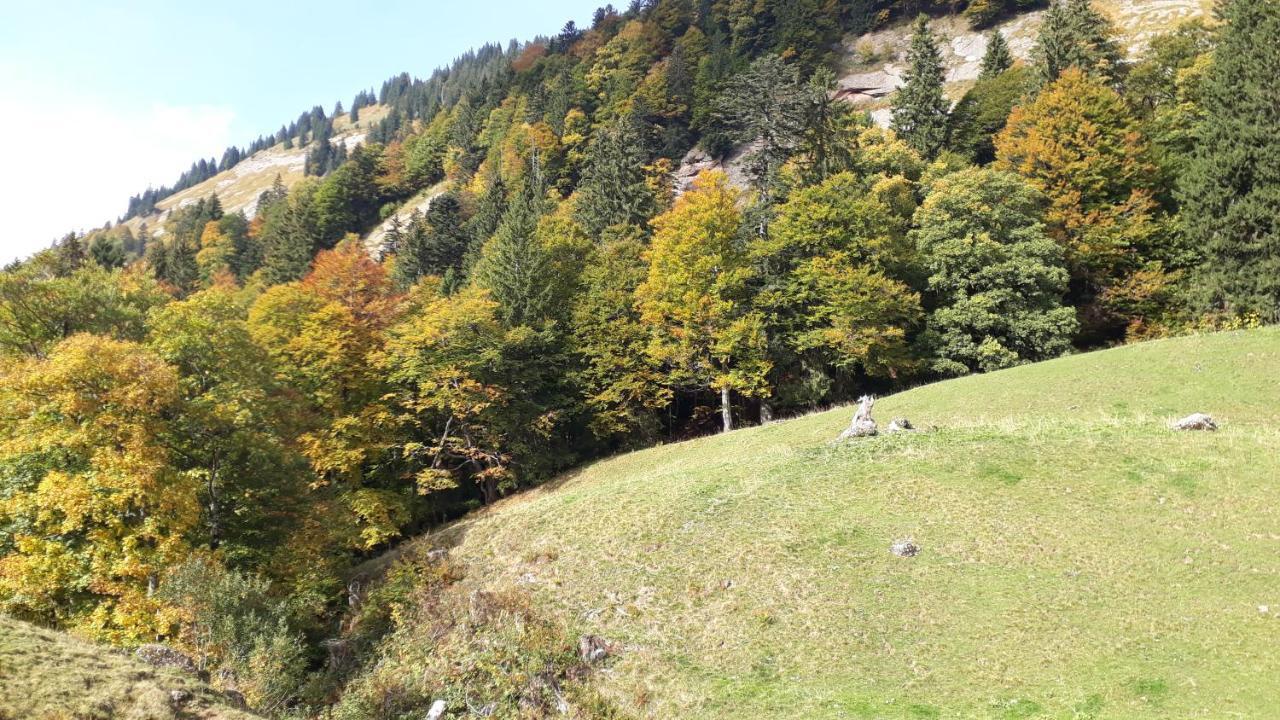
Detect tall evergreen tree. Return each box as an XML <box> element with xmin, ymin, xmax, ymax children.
<box><xmin>576</xmin><ymin>114</ymin><xmax>655</xmax><ymax>235</ymax></box>
<box><xmin>980</xmin><ymin>30</ymin><xmax>1015</xmax><ymax>79</ymax></box>
<box><xmin>473</xmin><ymin>178</ymin><xmax>555</xmax><ymax>327</ymax></box>
<box><xmin>891</xmin><ymin>16</ymin><xmax>950</xmax><ymax>159</ymax></box>
<box><xmin>1034</xmin><ymin>0</ymin><xmax>1123</xmax><ymax>86</ymax></box>
<box><xmin>1179</xmin><ymin>0</ymin><xmax>1280</xmax><ymax>321</ymax></box>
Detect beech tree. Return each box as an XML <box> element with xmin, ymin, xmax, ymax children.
<box><xmin>912</xmin><ymin>168</ymin><xmax>1077</xmax><ymax>375</ymax></box>
<box><xmin>0</xmin><ymin>334</ymin><xmax>197</xmax><ymax>641</ymax></box>
<box><xmin>996</xmin><ymin>68</ymin><xmax>1164</xmax><ymax>339</ymax></box>
<box><xmin>636</xmin><ymin>171</ymin><xmax>769</xmax><ymax>433</ymax></box>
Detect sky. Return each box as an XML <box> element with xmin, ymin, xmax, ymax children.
<box><xmin>0</xmin><ymin>0</ymin><xmax>602</xmax><ymax>265</ymax></box>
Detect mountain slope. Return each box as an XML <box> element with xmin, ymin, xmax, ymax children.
<box><xmin>118</xmin><ymin>105</ymin><xmax>390</xmax><ymax>242</ymax></box>
<box><xmin>363</xmin><ymin>327</ymin><xmax>1280</xmax><ymax>719</ymax></box>
<box><xmin>0</xmin><ymin>616</ymin><xmax>261</xmax><ymax>720</ymax></box>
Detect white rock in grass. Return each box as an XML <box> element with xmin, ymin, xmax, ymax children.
<box><xmin>1172</xmin><ymin>413</ymin><xmax>1218</xmax><ymax>431</ymax></box>
<box><xmin>426</xmin><ymin>699</ymin><xmax>447</xmax><ymax>720</ymax></box>
<box><xmin>886</xmin><ymin>418</ymin><xmax>915</xmax><ymax>433</ymax></box>
<box><xmin>890</xmin><ymin>539</ymin><xmax>920</xmax><ymax>558</ymax></box>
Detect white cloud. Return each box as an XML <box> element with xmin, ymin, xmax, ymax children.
<box><xmin>0</xmin><ymin>69</ymin><xmax>235</xmax><ymax>264</ymax></box>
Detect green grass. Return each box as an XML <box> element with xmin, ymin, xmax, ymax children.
<box><xmin>396</xmin><ymin>328</ymin><xmax>1280</xmax><ymax>719</ymax></box>
<box><xmin>0</xmin><ymin>616</ymin><xmax>260</xmax><ymax>720</ymax></box>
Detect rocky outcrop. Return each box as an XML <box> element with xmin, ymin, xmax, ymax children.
<box><xmin>836</xmin><ymin>1</ymin><xmax>1210</xmax><ymax>125</ymax></box>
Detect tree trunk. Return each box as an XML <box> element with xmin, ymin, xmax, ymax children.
<box><xmin>720</xmin><ymin>386</ymin><xmax>733</xmax><ymax>433</ymax></box>
<box><xmin>760</xmin><ymin>400</ymin><xmax>773</xmax><ymax>424</ymax></box>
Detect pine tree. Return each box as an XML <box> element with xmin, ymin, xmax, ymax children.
<box><xmin>1179</xmin><ymin>0</ymin><xmax>1280</xmax><ymax>321</ymax></box>
<box><xmin>980</xmin><ymin>30</ymin><xmax>1015</xmax><ymax>79</ymax></box>
<box><xmin>713</xmin><ymin>56</ymin><xmax>808</xmax><ymax>201</ymax></box>
<box><xmin>891</xmin><ymin>15</ymin><xmax>950</xmax><ymax>159</ymax></box>
<box><xmin>1034</xmin><ymin>0</ymin><xmax>1123</xmax><ymax>86</ymax></box>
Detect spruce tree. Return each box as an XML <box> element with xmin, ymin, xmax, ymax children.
<box><xmin>1180</xmin><ymin>0</ymin><xmax>1280</xmax><ymax>321</ymax></box>
<box><xmin>576</xmin><ymin>113</ymin><xmax>654</xmax><ymax>235</ymax></box>
<box><xmin>473</xmin><ymin>180</ymin><xmax>555</xmax><ymax>327</ymax></box>
<box><xmin>980</xmin><ymin>30</ymin><xmax>1014</xmax><ymax>79</ymax></box>
<box><xmin>89</xmin><ymin>235</ymin><xmax>126</xmax><ymax>269</ymax></box>
<box><xmin>1034</xmin><ymin>0</ymin><xmax>1123</xmax><ymax>86</ymax></box>
<box><xmin>891</xmin><ymin>15</ymin><xmax>950</xmax><ymax>159</ymax></box>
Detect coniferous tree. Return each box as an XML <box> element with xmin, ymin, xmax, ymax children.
<box><xmin>980</xmin><ymin>30</ymin><xmax>1015</xmax><ymax>79</ymax></box>
<box><xmin>713</xmin><ymin>56</ymin><xmax>808</xmax><ymax>202</ymax></box>
<box><xmin>88</xmin><ymin>235</ymin><xmax>126</xmax><ymax>269</ymax></box>
<box><xmin>1034</xmin><ymin>0</ymin><xmax>1123</xmax><ymax>87</ymax></box>
<box><xmin>167</xmin><ymin>238</ymin><xmax>200</xmax><ymax>295</ymax></box>
<box><xmin>891</xmin><ymin>15</ymin><xmax>950</xmax><ymax>159</ymax></box>
<box><xmin>473</xmin><ymin>179</ymin><xmax>555</xmax><ymax>327</ymax></box>
<box><xmin>1180</xmin><ymin>0</ymin><xmax>1280</xmax><ymax>321</ymax></box>
<box><xmin>576</xmin><ymin>113</ymin><xmax>655</xmax><ymax>235</ymax></box>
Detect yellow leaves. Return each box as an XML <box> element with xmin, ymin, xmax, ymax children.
<box><xmin>344</xmin><ymin>488</ymin><xmax>411</xmax><ymax>551</ymax></box>
<box><xmin>0</xmin><ymin>334</ymin><xmax>198</xmax><ymax>641</ymax></box>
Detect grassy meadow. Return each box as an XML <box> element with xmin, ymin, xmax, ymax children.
<box><xmin>391</xmin><ymin>327</ymin><xmax>1280</xmax><ymax>718</ymax></box>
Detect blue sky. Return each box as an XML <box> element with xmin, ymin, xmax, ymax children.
<box><xmin>0</xmin><ymin>0</ymin><xmax>602</xmax><ymax>263</ymax></box>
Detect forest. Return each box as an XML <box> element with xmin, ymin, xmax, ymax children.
<box><xmin>2</xmin><ymin>0</ymin><xmax>1278</xmax><ymax>715</ymax></box>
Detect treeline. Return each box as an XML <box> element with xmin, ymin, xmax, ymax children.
<box><xmin>5</xmin><ymin>0</ymin><xmax>1279</xmax><ymax>715</ymax></box>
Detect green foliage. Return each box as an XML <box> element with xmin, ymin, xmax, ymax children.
<box><xmin>160</xmin><ymin>556</ymin><xmax>308</xmax><ymax>716</ymax></box>
<box><xmin>912</xmin><ymin>167</ymin><xmax>1077</xmax><ymax>375</ymax></box>
<box><xmin>1033</xmin><ymin>0</ymin><xmax>1123</xmax><ymax>86</ymax></box>
<box><xmin>891</xmin><ymin>16</ymin><xmax>950</xmax><ymax>160</ymax></box>
<box><xmin>1179</xmin><ymin>0</ymin><xmax>1280</xmax><ymax>321</ymax></box>
<box><xmin>947</xmin><ymin>65</ymin><xmax>1034</xmax><ymax>164</ymax></box>
<box><xmin>572</xmin><ymin>226</ymin><xmax>670</xmax><ymax>443</ymax></box>
<box><xmin>575</xmin><ymin>113</ymin><xmax>656</xmax><ymax>235</ymax></box>
<box><xmin>979</xmin><ymin>29</ymin><xmax>1014</xmax><ymax>78</ymax></box>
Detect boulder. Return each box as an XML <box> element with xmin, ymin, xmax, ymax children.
<box><xmin>426</xmin><ymin>699</ymin><xmax>447</xmax><ymax>720</ymax></box>
<box><xmin>890</xmin><ymin>539</ymin><xmax>920</xmax><ymax>558</ymax></box>
<box><xmin>1172</xmin><ymin>413</ymin><xmax>1218</xmax><ymax>431</ymax></box>
<box><xmin>578</xmin><ymin>634</ymin><xmax>611</xmax><ymax>664</ymax></box>
<box><xmin>886</xmin><ymin>418</ymin><xmax>915</xmax><ymax>433</ymax></box>
<box><xmin>168</xmin><ymin>690</ymin><xmax>192</xmax><ymax>706</ymax></box>
<box><xmin>134</xmin><ymin>644</ymin><xmax>198</xmax><ymax>675</ymax></box>
<box><xmin>837</xmin><ymin>396</ymin><xmax>878</xmax><ymax>440</ymax></box>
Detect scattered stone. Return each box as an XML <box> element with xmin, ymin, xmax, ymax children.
<box><xmin>886</xmin><ymin>417</ymin><xmax>915</xmax><ymax>433</ymax></box>
<box><xmin>468</xmin><ymin>590</ymin><xmax>498</xmax><ymax>625</ymax></box>
<box><xmin>890</xmin><ymin>539</ymin><xmax>920</xmax><ymax>558</ymax></box>
<box><xmin>1172</xmin><ymin>413</ymin><xmax>1218</xmax><ymax>431</ymax></box>
<box><xmin>426</xmin><ymin>548</ymin><xmax>448</xmax><ymax>563</ymax></box>
<box><xmin>168</xmin><ymin>690</ymin><xmax>192</xmax><ymax>706</ymax></box>
<box><xmin>223</xmin><ymin>689</ymin><xmax>248</xmax><ymax>709</ymax></box>
<box><xmin>134</xmin><ymin>644</ymin><xmax>198</xmax><ymax>675</ymax></box>
<box><xmin>578</xmin><ymin>634</ymin><xmax>612</xmax><ymax>664</ymax></box>
<box><xmin>837</xmin><ymin>395</ymin><xmax>878</xmax><ymax>441</ymax></box>
<box><xmin>426</xmin><ymin>699</ymin><xmax>447</xmax><ymax>720</ymax></box>
<box><xmin>1260</xmin><ymin>605</ymin><xmax>1271</xmax><ymax>615</ymax></box>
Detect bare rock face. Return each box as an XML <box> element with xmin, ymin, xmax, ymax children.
<box><xmin>1172</xmin><ymin>413</ymin><xmax>1218</xmax><ymax>431</ymax></box>
<box><xmin>890</xmin><ymin>539</ymin><xmax>920</xmax><ymax>558</ymax></box>
<box><xmin>838</xmin><ymin>395</ymin><xmax>878</xmax><ymax>440</ymax></box>
<box><xmin>835</xmin><ymin>1</ymin><xmax>1209</xmax><ymax>127</ymax></box>
<box><xmin>135</xmin><ymin>644</ymin><xmax>198</xmax><ymax>675</ymax></box>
